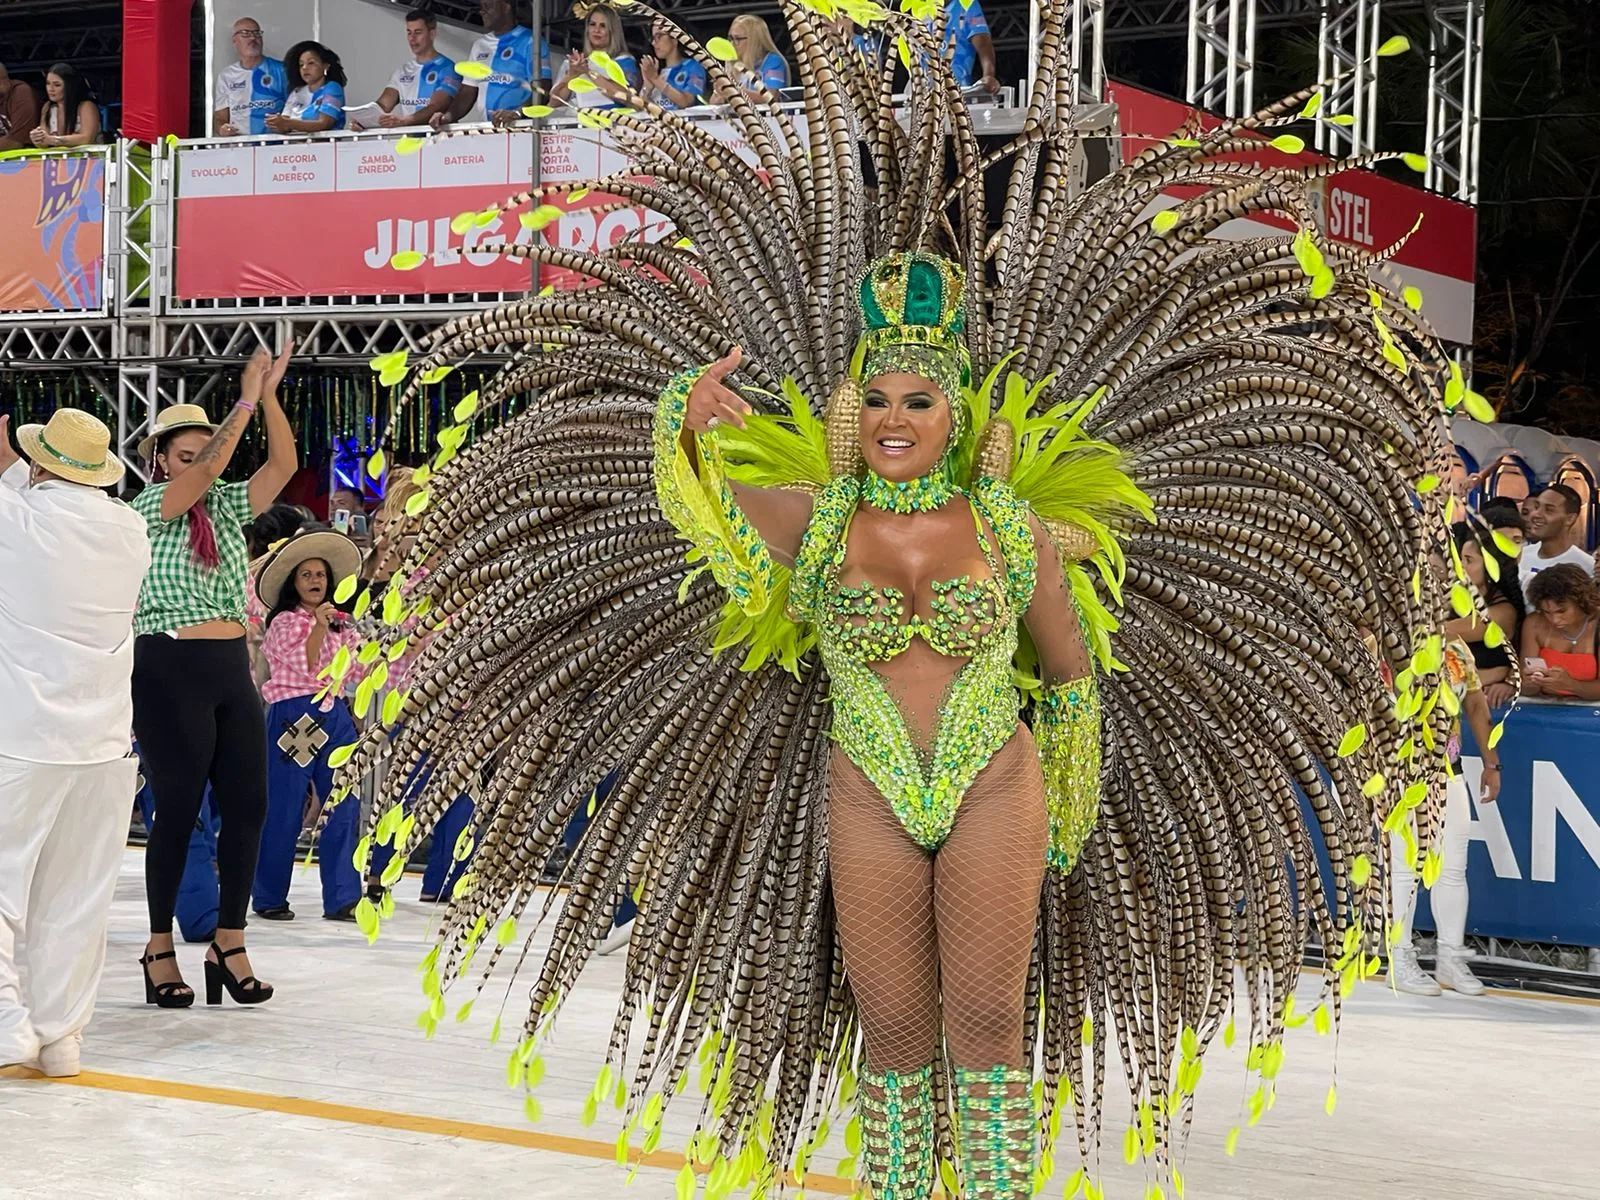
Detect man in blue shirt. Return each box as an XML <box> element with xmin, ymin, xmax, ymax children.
<box><xmin>367</xmin><ymin>8</ymin><xmax>462</xmax><ymax>128</ymax></box>
<box><xmin>941</xmin><ymin>0</ymin><xmax>998</xmax><ymax>92</ymax></box>
<box><xmin>443</xmin><ymin>0</ymin><xmax>554</xmax><ymax>128</ymax></box>
<box><xmin>212</xmin><ymin>16</ymin><xmax>289</xmax><ymax>136</ymax></box>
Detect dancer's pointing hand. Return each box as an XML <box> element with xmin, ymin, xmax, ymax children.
<box><xmin>685</xmin><ymin>348</ymin><xmax>752</xmax><ymax>432</ymax></box>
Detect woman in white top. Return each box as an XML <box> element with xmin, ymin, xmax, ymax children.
<box><xmin>29</xmin><ymin>63</ymin><xmax>100</xmax><ymax>149</ymax></box>
<box><xmin>550</xmin><ymin>6</ymin><xmax>641</xmax><ymax>109</ymax></box>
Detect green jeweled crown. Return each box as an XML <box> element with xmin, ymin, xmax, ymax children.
<box><xmin>856</xmin><ymin>252</ymin><xmax>972</xmax><ymax>401</ymax></box>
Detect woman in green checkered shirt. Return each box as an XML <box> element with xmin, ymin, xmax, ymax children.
<box><xmin>130</xmin><ymin>344</ymin><xmax>299</xmax><ymax>1010</ymax></box>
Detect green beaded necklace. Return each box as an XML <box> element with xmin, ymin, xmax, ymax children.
<box><xmin>859</xmin><ymin>465</ymin><xmax>958</xmax><ymax>513</ymax></box>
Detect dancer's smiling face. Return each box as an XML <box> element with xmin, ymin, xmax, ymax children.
<box><xmin>859</xmin><ymin>372</ymin><xmax>953</xmax><ymax>483</ymax></box>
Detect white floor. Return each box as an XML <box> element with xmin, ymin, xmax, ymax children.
<box><xmin>3</xmin><ymin>849</ymin><xmax>1599</xmax><ymax>1198</ymax></box>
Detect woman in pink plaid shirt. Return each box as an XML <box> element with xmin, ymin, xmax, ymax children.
<box><xmin>249</xmin><ymin>528</ymin><xmax>366</xmax><ymax>923</ymax></box>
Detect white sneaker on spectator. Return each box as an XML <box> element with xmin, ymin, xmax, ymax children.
<box><xmin>1388</xmin><ymin>944</ymin><xmax>1441</xmax><ymax>996</ymax></box>
<box><xmin>38</xmin><ymin>1034</ymin><xmax>81</xmax><ymax>1078</ymax></box>
<box><xmin>598</xmin><ymin>918</ymin><xmax>633</xmax><ymax>957</ymax></box>
<box><xmin>1434</xmin><ymin>946</ymin><xmax>1485</xmax><ymax>996</ymax></box>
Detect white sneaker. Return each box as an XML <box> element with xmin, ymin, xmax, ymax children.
<box><xmin>38</xmin><ymin>1034</ymin><xmax>81</xmax><ymax>1078</ymax></box>
<box><xmin>1388</xmin><ymin>944</ymin><xmax>1441</xmax><ymax>996</ymax></box>
<box><xmin>1434</xmin><ymin>947</ymin><xmax>1485</xmax><ymax>996</ymax></box>
<box><xmin>597</xmin><ymin>918</ymin><xmax>634</xmax><ymax>957</ymax></box>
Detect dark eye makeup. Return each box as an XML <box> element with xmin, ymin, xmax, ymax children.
<box><xmin>863</xmin><ymin>391</ymin><xmax>938</xmax><ymax>410</ymax></box>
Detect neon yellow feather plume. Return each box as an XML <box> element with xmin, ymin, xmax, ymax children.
<box><xmin>694</xmin><ymin>379</ymin><xmax>830</xmax><ymax>675</ymax></box>
<box><xmin>964</xmin><ymin>369</ymin><xmax>1153</xmax><ymax>675</ymax></box>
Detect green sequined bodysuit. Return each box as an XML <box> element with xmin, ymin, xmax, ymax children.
<box><xmin>651</xmin><ymin>366</ymin><xmax>1100</xmax><ymax>870</ymax></box>
<box><xmin>816</xmin><ymin>500</ymin><xmax>1027</xmax><ymax>850</ymax></box>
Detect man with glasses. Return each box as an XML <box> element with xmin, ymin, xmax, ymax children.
<box><xmin>213</xmin><ymin>17</ymin><xmax>288</xmax><ymax>137</ymax></box>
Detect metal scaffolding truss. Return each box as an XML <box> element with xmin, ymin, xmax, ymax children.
<box><xmin>1314</xmin><ymin>0</ymin><xmax>1382</xmax><ymax>155</ymax></box>
<box><xmin>154</xmin><ymin>314</ymin><xmax>479</xmax><ymax>366</ymax></box>
<box><xmin>1422</xmin><ymin>0</ymin><xmax>1483</xmax><ymax>203</ymax></box>
<box><xmin>1186</xmin><ymin>0</ymin><xmax>1257</xmax><ymax>117</ymax></box>
<box><xmin>0</xmin><ymin>322</ymin><xmax>117</xmax><ymax>366</ymax></box>
<box><xmin>0</xmin><ymin>3</ymin><xmax>125</xmax><ymax>75</ymax></box>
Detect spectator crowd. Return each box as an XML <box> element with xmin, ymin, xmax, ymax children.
<box><xmin>208</xmin><ymin>0</ymin><xmax>999</xmax><ymax>139</ymax></box>
<box><xmin>0</xmin><ymin>347</ymin><xmax>489</xmax><ymax>1078</ymax></box>
<box><xmin>0</xmin><ymin>60</ymin><xmax>104</xmax><ymax>150</ymax></box>
<box><xmin>1</xmin><ymin>0</ymin><xmax>1001</xmax><ymax>152</ymax></box>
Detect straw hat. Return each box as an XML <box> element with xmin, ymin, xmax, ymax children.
<box><xmin>16</xmin><ymin>408</ymin><xmax>127</xmax><ymax>488</ymax></box>
<box><xmin>137</xmin><ymin>404</ymin><xmax>218</xmax><ymax>463</ymax></box>
<box><xmin>254</xmin><ymin>528</ymin><xmax>364</xmax><ymax>611</ymax></box>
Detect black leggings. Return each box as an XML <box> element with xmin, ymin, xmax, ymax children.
<box><xmin>133</xmin><ymin>635</ymin><xmax>268</xmax><ymax>934</ymax></box>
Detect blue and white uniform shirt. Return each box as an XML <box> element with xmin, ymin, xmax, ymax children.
<box><xmin>657</xmin><ymin>58</ymin><xmax>709</xmax><ymax>109</ymax></box>
<box><xmin>942</xmin><ymin>0</ymin><xmax>989</xmax><ymax>87</ymax></box>
<box><xmin>466</xmin><ymin>26</ymin><xmax>553</xmax><ymax>121</ymax></box>
<box><xmin>214</xmin><ymin>58</ymin><xmax>289</xmax><ymax>134</ymax></box>
<box><xmin>388</xmin><ymin>53</ymin><xmax>462</xmax><ymax>117</ymax></box>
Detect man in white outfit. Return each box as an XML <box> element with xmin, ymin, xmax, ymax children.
<box><xmin>0</xmin><ymin>410</ymin><xmax>149</xmax><ymax>1077</ymax></box>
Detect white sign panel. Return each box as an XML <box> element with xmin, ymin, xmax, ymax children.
<box><xmin>335</xmin><ymin>140</ymin><xmax>420</xmax><ymax>192</ymax></box>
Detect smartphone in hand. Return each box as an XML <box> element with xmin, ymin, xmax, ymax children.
<box><xmin>332</xmin><ymin>508</ymin><xmax>351</xmax><ymax>535</ymax></box>
<box><xmin>1525</xmin><ymin>656</ymin><xmax>1548</xmax><ymax>674</ymax></box>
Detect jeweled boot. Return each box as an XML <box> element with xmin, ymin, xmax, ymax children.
<box><xmin>857</xmin><ymin>1063</ymin><xmax>936</xmax><ymax>1200</ymax></box>
<box><xmin>953</xmin><ymin>1065</ymin><xmax>1035</xmax><ymax>1199</ymax></box>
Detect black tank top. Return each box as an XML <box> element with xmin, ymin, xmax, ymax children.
<box><xmin>1468</xmin><ymin>637</ymin><xmax>1511</xmax><ymax>672</ymax></box>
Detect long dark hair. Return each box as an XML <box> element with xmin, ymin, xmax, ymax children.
<box><xmin>46</xmin><ymin>62</ymin><xmax>91</xmax><ymax>132</ymax></box>
<box><xmin>266</xmin><ymin>555</ymin><xmax>334</xmax><ymax>629</ymax></box>
<box><xmin>1453</xmin><ymin>519</ymin><xmax>1525</xmax><ymax>620</ymax></box>
<box><xmin>283</xmin><ymin>41</ymin><xmax>348</xmax><ymax>89</ymax></box>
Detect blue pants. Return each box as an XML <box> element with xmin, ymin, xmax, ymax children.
<box><xmin>134</xmin><ymin>766</ymin><xmax>219</xmax><ymax>944</ymax></box>
<box><xmin>563</xmin><ymin>769</ymin><xmax>635</xmax><ymax>928</ymax></box>
<box><xmin>370</xmin><ymin>754</ymin><xmax>474</xmax><ymax>900</ymax></box>
<box><xmin>252</xmin><ymin>695</ymin><xmax>362</xmax><ymax>917</ymax></box>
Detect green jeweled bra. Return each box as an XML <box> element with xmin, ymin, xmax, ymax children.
<box><xmin>859</xmin><ymin>466</ymin><xmax>957</xmax><ymax>514</ymax></box>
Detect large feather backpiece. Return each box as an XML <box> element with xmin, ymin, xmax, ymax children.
<box><xmin>331</xmin><ymin>0</ymin><xmax>1471</xmax><ymax>1192</ymax></box>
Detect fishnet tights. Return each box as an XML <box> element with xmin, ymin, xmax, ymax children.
<box><xmin>829</xmin><ymin>726</ymin><xmax>1049</xmax><ymax>1073</ymax></box>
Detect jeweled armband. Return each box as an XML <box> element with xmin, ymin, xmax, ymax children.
<box><xmin>652</xmin><ymin>367</ymin><xmax>777</xmax><ymax>616</ymax></box>
<box><xmin>1035</xmin><ymin>674</ymin><xmax>1101</xmax><ymax>872</ymax></box>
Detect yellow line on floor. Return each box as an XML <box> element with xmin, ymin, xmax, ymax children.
<box><xmin>1</xmin><ymin>1066</ymin><xmax>854</xmax><ymax>1194</ymax></box>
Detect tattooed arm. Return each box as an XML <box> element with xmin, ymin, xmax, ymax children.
<box><xmin>248</xmin><ymin>342</ymin><xmax>298</xmax><ymax>515</ymax></box>
<box><xmin>157</xmin><ymin>349</ymin><xmax>269</xmax><ymax>521</ymax></box>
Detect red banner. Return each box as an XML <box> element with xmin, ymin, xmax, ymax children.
<box><xmin>0</xmin><ymin>155</ymin><xmax>106</xmax><ymax>313</ymax></box>
<box><xmin>174</xmin><ymin>131</ymin><xmax>665</xmax><ymax>299</ymax></box>
<box><xmin>172</xmin><ymin>121</ymin><xmax>785</xmax><ymax>300</ymax></box>
<box><xmin>1108</xmin><ymin>82</ymin><xmax>1477</xmax><ymax>343</ymax></box>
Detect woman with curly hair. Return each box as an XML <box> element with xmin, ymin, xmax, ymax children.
<box><xmin>1447</xmin><ymin>520</ymin><xmax>1524</xmax><ymax>708</ymax></box>
<box><xmin>267</xmin><ymin>41</ymin><xmax>348</xmax><ymax>134</ymax></box>
<box><xmin>1523</xmin><ymin>563</ymin><xmax>1600</xmax><ymax>700</ymax></box>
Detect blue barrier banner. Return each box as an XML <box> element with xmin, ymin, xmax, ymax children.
<box><xmin>1415</xmin><ymin>701</ymin><xmax>1600</xmax><ymax>945</ymax></box>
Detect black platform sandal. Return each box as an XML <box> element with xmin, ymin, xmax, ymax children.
<box><xmin>140</xmin><ymin>950</ymin><xmax>195</xmax><ymax>1009</ymax></box>
<box><xmin>204</xmin><ymin>944</ymin><xmax>274</xmax><ymax>1007</ymax></box>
